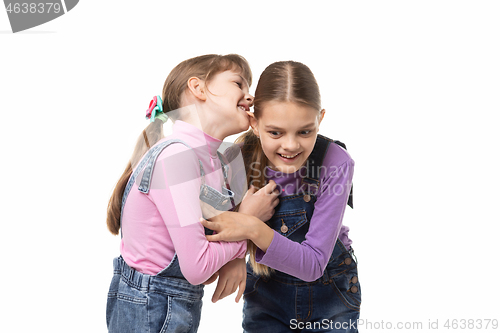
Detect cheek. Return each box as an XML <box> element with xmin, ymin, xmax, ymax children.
<box><xmin>302</xmin><ymin>140</ymin><xmax>316</xmax><ymax>155</ymax></box>
<box><xmin>260</xmin><ymin>139</ymin><xmax>277</xmax><ymax>156</ymax></box>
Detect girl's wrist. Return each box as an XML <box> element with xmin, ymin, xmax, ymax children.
<box><xmin>243</xmin><ymin>215</ymin><xmax>260</xmax><ymax>241</ymax></box>
<box><xmin>248</xmin><ymin>217</ymin><xmax>274</xmax><ymax>253</ymax></box>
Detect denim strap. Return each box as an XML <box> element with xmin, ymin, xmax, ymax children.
<box><xmin>217</xmin><ymin>151</ymin><xmax>235</xmax><ymax>209</ymax></box>
<box><xmin>120</xmin><ymin>139</ymin><xmax>197</xmax><ymax>238</ymax></box>
<box><xmin>333</xmin><ymin>140</ymin><xmax>353</xmax><ymax>209</ymax></box>
<box><xmin>301</xmin><ymin>135</ymin><xmax>353</xmax><ymax>209</ymax></box>
<box><xmin>300</xmin><ymin>135</ymin><xmax>329</xmax><ymax>195</ymax></box>
<box><xmin>138</xmin><ymin>139</ymin><xmax>192</xmax><ymax>194</ymax></box>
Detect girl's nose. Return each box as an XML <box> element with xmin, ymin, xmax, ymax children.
<box><xmin>282</xmin><ymin>136</ymin><xmax>300</xmax><ymax>151</ymax></box>
<box><xmin>246</xmin><ymin>93</ymin><xmax>254</xmax><ymax>107</ymax></box>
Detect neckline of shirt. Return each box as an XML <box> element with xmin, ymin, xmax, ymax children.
<box><xmin>172</xmin><ymin>120</ymin><xmax>222</xmax><ymax>158</ymax></box>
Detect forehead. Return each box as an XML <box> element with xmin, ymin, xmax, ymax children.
<box><xmin>258</xmin><ymin>102</ymin><xmax>319</xmax><ymax>127</ymax></box>
<box><xmin>213</xmin><ymin>69</ymin><xmax>244</xmax><ymax>80</ymax></box>
<box><xmin>209</xmin><ymin>70</ymin><xmax>249</xmax><ymax>89</ymax></box>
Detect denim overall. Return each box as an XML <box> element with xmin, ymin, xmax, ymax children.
<box><xmin>106</xmin><ymin>139</ymin><xmax>235</xmax><ymax>333</ymax></box>
<box><xmin>242</xmin><ymin>136</ymin><xmax>361</xmax><ymax>333</ymax></box>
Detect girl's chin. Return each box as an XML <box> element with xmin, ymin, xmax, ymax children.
<box><xmin>269</xmin><ymin>163</ymin><xmax>301</xmax><ymax>174</ymax></box>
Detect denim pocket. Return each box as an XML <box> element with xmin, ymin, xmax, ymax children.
<box><xmin>243</xmin><ymin>273</ymin><xmax>260</xmax><ymax>297</ymax></box>
<box><xmin>268</xmin><ymin>209</ymin><xmax>308</xmax><ymax>240</ymax></box>
<box><xmin>329</xmin><ymin>266</ymin><xmax>361</xmax><ymax>312</ymax></box>
<box><xmin>107</xmin><ymin>275</ymin><xmax>149</xmax><ymax>332</ymax></box>
<box><xmin>116</xmin><ymin>278</ymin><xmax>148</xmax><ymax>305</ymax></box>
<box><xmin>155</xmin><ymin>296</ymin><xmax>202</xmax><ymax>333</ymax></box>
<box><xmin>106</xmin><ymin>273</ymin><xmax>120</xmax><ymax>328</ymax></box>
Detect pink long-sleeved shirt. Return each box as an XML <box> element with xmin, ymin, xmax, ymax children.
<box><xmin>120</xmin><ymin>120</ymin><xmax>247</xmax><ymax>285</ymax></box>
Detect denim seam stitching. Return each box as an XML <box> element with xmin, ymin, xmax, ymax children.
<box><xmin>268</xmin><ymin>276</ymin><xmax>320</xmax><ymax>286</ymax></box>
<box><xmin>159</xmin><ymin>296</ymin><xmax>172</xmax><ymax>333</ymax></box>
<box><xmin>243</xmin><ymin>276</ymin><xmax>261</xmax><ymax>297</ymax></box>
<box><xmin>278</xmin><ymin>194</ymin><xmax>316</xmax><ymax>202</ymax></box>
<box><xmin>115</xmin><ymin>293</ymin><xmax>147</xmax><ymax>305</ymax></box>
<box><xmin>273</xmin><ymin>210</ymin><xmax>307</xmax><ymax>218</ymax></box>
<box><xmin>152</xmin><ymin>289</ymin><xmax>202</xmax><ymax>302</ymax></box>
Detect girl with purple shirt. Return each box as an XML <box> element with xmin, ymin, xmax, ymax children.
<box><xmin>202</xmin><ymin>61</ymin><xmax>361</xmax><ymax>332</ymax></box>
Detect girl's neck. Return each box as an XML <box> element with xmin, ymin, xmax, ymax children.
<box><xmin>171</xmin><ymin>104</ymin><xmax>227</xmax><ymax>141</ymax></box>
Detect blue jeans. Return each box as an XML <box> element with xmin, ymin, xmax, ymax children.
<box><xmin>243</xmin><ymin>240</ymin><xmax>361</xmax><ymax>333</ymax></box>
<box><xmin>106</xmin><ymin>256</ymin><xmax>204</xmax><ymax>333</ymax></box>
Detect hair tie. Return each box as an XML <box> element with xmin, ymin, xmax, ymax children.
<box><xmin>145</xmin><ymin>95</ymin><xmax>168</xmax><ymax>123</ymax></box>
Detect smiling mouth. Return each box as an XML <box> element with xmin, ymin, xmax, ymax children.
<box><xmin>238</xmin><ymin>104</ymin><xmax>249</xmax><ymax>112</ymax></box>
<box><xmin>277</xmin><ymin>152</ymin><xmax>302</xmax><ymax>159</ymax></box>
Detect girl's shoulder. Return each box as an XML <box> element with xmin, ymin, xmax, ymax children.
<box><xmin>316</xmin><ymin>134</ymin><xmax>354</xmax><ymax>169</ymax></box>
<box><xmin>222</xmin><ymin>141</ymin><xmax>244</xmax><ymax>162</ymax></box>
<box><xmin>154</xmin><ymin>135</ymin><xmax>195</xmax><ymax>155</ymax></box>
<box><xmin>151</xmin><ymin>136</ymin><xmax>201</xmax><ymax>171</ymax></box>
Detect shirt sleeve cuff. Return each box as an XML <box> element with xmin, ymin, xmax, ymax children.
<box><xmin>236</xmin><ymin>240</ymin><xmax>247</xmax><ymax>259</ymax></box>
<box><xmin>255</xmin><ymin>230</ymin><xmax>280</xmax><ymax>263</ymax></box>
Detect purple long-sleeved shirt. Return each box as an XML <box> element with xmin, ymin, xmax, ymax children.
<box><xmin>254</xmin><ymin>141</ymin><xmax>354</xmax><ymax>282</ymax></box>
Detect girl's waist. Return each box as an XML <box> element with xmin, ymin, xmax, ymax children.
<box><xmin>247</xmin><ymin>238</ymin><xmax>356</xmax><ymax>285</ymax></box>
<box><xmin>114</xmin><ymin>256</ymin><xmax>204</xmax><ymax>299</ymax></box>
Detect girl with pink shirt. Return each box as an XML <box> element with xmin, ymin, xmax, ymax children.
<box><xmin>105</xmin><ymin>54</ymin><xmax>279</xmax><ymax>333</ymax></box>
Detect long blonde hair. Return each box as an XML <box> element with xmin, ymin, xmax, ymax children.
<box><xmin>237</xmin><ymin>61</ymin><xmax>322</xmax><ymax>276</ymax></box>
<box><xmin>106</xmin><ymin>54</ymin><xmax>252</xmax><ymax>235</ymax></box>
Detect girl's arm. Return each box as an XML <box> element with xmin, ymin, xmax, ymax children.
<box><xmin>256</xmin><ymin>161</ymin><xmax>353</xmax><ymax>281</ymax></box>
<box><xmin>204</xmin><ymin>150</ymin><xmax>354</xmax><ymax>282</ymax></box>
<box><xmin>148</xmin><ymin>144</ymin><xmax>247</xmax><ymax>286</ymax></box>
<box><xmin>203</xmin><ymin>212</ymin><xmax>275</xmax><ymax>251</ymax></box>
<box><xmin>202</xmin><ymin>179</ymin><xmax>280</xmax><ymax>251</ymax></box>
<box><xmin>204</xmin><ymin>182</ymin><xmax>279</xmax><ymax>302</ymax></box>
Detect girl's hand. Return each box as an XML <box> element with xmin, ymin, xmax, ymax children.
<box><xmin>239</xmin><ymin>180</ymin><xmax>280</xmax><ymax>222</ymax></box>
<box><xmin>201</xmin><ymin>212</ymin><xmax>275</xmax><ymax>252</ymax></box>
<box><xmin>211</xmin><ymin>258</ymin><xmax>246</xmax><ymax>303</ymax></box>
<box><xmin>201</xmin><ymin>212</ymin><xmax>255</xmax><ymax>242</ymax></box>
<box><xmin>202</xmin><ymin>271</ymin><xmax>219</xmax><ymax>285</ymax></box>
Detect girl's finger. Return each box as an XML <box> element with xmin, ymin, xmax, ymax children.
<box><xmin>212</xmin><ymin>278</ymin><xmax>227</xmax><ymax>303</ymax></box>
<box><xmin>264</xmin><ymin>180</ymin><xmax>277</xmax><ymax>194</ymax></box>
<box><xmin>200</xmin><ymin>218</ymin><xmax>217</xmax><ymax>230</ymax></box>
<box><xmin>242</xmin><ymin>186</ymin><xmax>256</xmax><ymax>201</ymax></box>
<box><xmin>202</xmin><ymin>272</ymin><xmax>219</xmax><ymax>285</ymax></box>
<box><xmin>221</xmin><ymin>282</ymin><xmax>237</xmax><ymax>301</ymax></box>
<box><xmin>205</xmin><ymin>234</ymin><xmax>220</xmax><ymax>242</ymax></box>
<box><xmin>235</xmin><ymin>280</ymin><xmax>246</xmax><ymax>303</ymax></box>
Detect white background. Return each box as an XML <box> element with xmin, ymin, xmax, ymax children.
<box><xmin>1</xmin><ymin>1</ymin><xmax>499</xmax><ymax>332</ymax></box>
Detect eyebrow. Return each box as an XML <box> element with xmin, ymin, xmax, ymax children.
<box><xmin>265</xmin><ymin>123</ymin><xmax>316</xmax><ymax>130</ymax></box>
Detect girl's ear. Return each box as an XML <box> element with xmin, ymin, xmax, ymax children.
<box><xmin>318</xmin><ymin>109</ymin><xmax>326</xmax><ymax>125</ymax></box>
<box><xmin>187</xmin><ymin>77</ymin><xmax>206</xmax><ymax>101</ymax></box>
<box><xmin>248</xmin><ymin>112</ymin><xmax>260</xmax><ymax>137</ymax></box>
